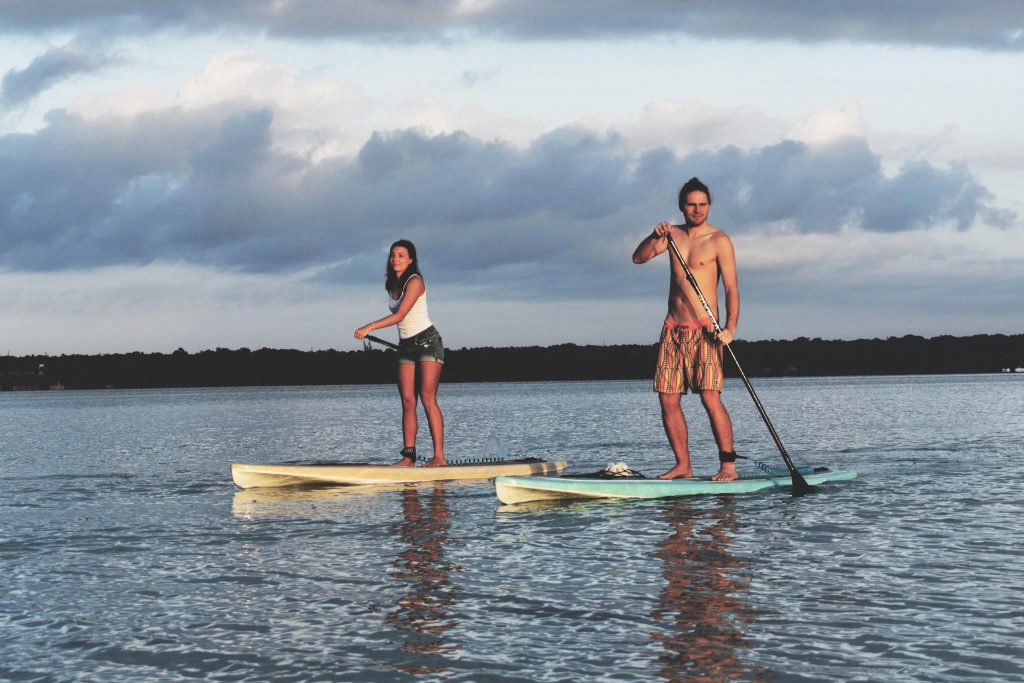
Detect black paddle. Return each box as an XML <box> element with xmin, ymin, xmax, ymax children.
<box><xmin>665</xmin><ymin>232</ymin><xmax>813</xmax><ymax>496</ymax></box>
<box><xmin>365</xmin><ymin>334</ymin><xmax>399</xmax><ymax>350</ymax></box>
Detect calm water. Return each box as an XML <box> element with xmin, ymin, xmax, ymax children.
<box><xmin>2</xmin><ymin>376</ymin><xmax>1022</xmax><ymax>682</ymax></box>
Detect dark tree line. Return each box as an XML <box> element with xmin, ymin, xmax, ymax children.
<box><xmin>2</xmin><ymin>334</ymin><xmax>1022</xmax><ymax>390</ymax></box>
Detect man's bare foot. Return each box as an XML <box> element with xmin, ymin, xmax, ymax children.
<box><xmin>711</xmin><ymin>462</ymin><xmax>738</xmax><ymax>481</ymax></box>
<box><xmin>392</xmin><ymin>457</ymin><xmax>416</xmax><ymax>467</ymax></box>
<box><xmin>658</xmin><ymin>464</ymin><xmax>693</xmax><ymax>480</ymax></box>
<box><xmin>423</xmin><ymin>457</ymin><xmax>447</xmax><ymax>467</ymax></box>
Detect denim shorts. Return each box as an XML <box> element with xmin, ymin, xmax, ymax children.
<box><xmin>397</xmin><ymin>325</ymin><xmax>445</xmax><ymax>365</ymax></box>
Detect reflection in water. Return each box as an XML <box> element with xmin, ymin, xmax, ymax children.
<box><xmin>386</xmin><ymin>483</ymin><xmax>460</xmax><ymax>675</ymax></box>
<box><xmin>230</xmin><ymin>483</ymin><xmax>410</xmax><ymax>518</ymax></box>
<box><xmin>651</xmin><ymin>499</ymin><xmax>760</xmax><ymax>682</ymax></box>
<box><xmin>231</xmin><ymin>479</ymin><xmax>488</xmax><ymax>519</ymax></box>
<box><xmin>231</xmin><ymin>482</ymin><xmax>462</xmax><ymax>675</ymax></box>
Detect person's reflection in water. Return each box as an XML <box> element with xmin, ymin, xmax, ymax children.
<box><xmin>386</xmin><ymin>483</ymin><xmax>460</xmax><ymax>675</ymax></box>
<box><xmin>651</xmin><ymin>498</ymin><xmax>761</xmax><ymax>682</ymax></box>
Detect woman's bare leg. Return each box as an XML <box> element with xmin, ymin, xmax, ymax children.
<box><xmin>417</xmin><ymin>361</ymin><xmax>446</xmax><ymax>466</ymax></box>
<box><xmin>393</xmin><ymin>362</ymin><xmax>418</xmax><ymax>466</ymax></box>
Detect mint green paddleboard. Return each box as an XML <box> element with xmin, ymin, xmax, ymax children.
<box><xmin>494</xmin><ymin>469</ymin><xmax>858</xmax><ymax>505</ymax></box>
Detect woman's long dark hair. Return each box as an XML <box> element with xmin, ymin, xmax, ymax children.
<box><xmin>385</xmin><ymin>239</ymin><xmax>423</xmax><ymax>293</ymax></box>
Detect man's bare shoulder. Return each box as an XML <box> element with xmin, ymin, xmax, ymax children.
<box><xmin>690</xmin><ymin>224</ymin><xmax>731</xmax><ymax>242</ymax></box>
<box><xmin>706</xmin><ymin>225</ymin><xmax>734</xmax><ymax>246</ymax></box>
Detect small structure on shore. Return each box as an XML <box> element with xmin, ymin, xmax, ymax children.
<box><xmin>0</xmin><ymin>363</ymin><xmax>63</xmax><ymax>391</ymax></box>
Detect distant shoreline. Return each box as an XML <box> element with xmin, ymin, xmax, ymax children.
<box><xmin>2</xmin><ymin>333</ymin><xmax>1022</xmax><ymax>391</ymax></box>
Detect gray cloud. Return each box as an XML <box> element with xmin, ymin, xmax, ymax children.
<box><xmin>690</xmin><ymin>137</ymin><xmax>1017</xmax><ymax>233</ymax></box>
<box><xmin>0</xmin><ymin>1</ymin><xmax>1021</xmax><ymax>51</ymax></box>
<box><xmin>0</xmin><ymin>104</ymin><xmax>1014</xmax><ymax>298</ymax></box>
<box><xmin>1</xmin><ymin>44</ymin><xmax>112</xmax><ymax>109</ymax></box>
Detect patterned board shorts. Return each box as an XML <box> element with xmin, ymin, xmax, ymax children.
<box><xmin>397</xmin><ymin>325</ymin><xmax>445</xmax><ymax>365</ymax></box>
<box><xmin>653</xmin><ymin>320</ymin><xmax>723</xmax><ymax>394</ymax></box>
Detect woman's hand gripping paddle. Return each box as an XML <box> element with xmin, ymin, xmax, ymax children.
<box><xmin>665</xmin><ymin>233</ymin><xmax>813</xmax><ymax>496</ymax></box>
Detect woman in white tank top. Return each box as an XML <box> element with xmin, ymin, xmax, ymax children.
<box><xmin>354</xmin><ymin>240</ymin><xmax>446</xmax><ymax>467</ymax></box>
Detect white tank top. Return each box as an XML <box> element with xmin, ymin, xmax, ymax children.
<box><xmin>388</xmin><ymin>274</ymin><xmax>433</xmax><ymax>339</ymax></box>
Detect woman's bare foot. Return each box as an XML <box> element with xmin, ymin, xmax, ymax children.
<box><xmin>711</xmin><ymin>463</ymin><xmax>738</xmax><ymax>481</ymax></box>
<box><xmin>657</xmin><ymin>464</ymin><xmax>693</xmax><ymax>480</ymax></box>
<box><xmin>423</xmin><ymin>457</ymin><xmax>447</xmax><ymax>467</ymax></box>
<box><xmin>392</xmin><ymin>447</ymin><xmax>416</xmax><ymax>467</ymax></box>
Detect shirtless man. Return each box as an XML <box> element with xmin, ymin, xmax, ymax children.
<box><xmin>632</xmin><ymin>177</ymin><xmax>740</xmax><ymax>481</ymax></box>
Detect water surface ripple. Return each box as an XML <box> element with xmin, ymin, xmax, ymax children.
<box><xmin>2</xmin><ymin>376</ymin><xmax>1022</xmax><ymax>681</ymax></box>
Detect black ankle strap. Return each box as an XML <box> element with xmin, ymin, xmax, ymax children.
<box><xmin>400</xmin><ymin>446</ymin><xmax>417</xmax><ymax>461</ymax></box>
<box><xmin>718</xmin><ymin>450</ymin><xmax>737</xmax><ymax>463</ymax></box>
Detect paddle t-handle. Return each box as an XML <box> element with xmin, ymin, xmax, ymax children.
<box><xmin>665</xmin><ymin>232</ymin><xmax>812</xmax><ymax>496</ymax></box>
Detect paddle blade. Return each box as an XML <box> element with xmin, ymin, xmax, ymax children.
<box><xmin>790</xmin><ymin>470</ymin><xmax>814</xmax><ymax>497</ymax></box>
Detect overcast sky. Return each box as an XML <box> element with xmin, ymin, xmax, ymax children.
<box><xmin>2</xmin><ymin>1</ymin><xmax>1023</xmax><ymax>355</ymax></box>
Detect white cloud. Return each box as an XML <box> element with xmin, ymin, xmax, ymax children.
<box><xmin>57</xmin><ymin>51</ymin><xmax>373</xmax><ymax>163</ymax></box>
<box><xmin>179</xmin><ymin>52</ymin><xmax>366</xmax><ymax>116</ymax></box>
<box><xmin>387</xmin><ymin>94</ymin><xmax>544</xmax><ymax>149</ymax></box>
<box><xmin>787</xmin><ymin>104</ymin><xmax>867</xmax><ymax>146</ymax></box>
<box><xmin>580</xmin><ymin>101</ymin><xmax>785</xmax><ymax>157</ymax></box>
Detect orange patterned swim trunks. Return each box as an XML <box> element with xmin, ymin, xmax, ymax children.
<box><xmin>653</xmin><ymin>319</ymin><xmax>724</xmax><ymax>394</ymax></box>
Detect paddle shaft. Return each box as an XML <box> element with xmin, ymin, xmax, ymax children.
<box><xmin>365</xmin><ymin>334</ymin><xmax>399</xmax><ymax>350</ymax></box>
<box><xmin>665</xmin><ymin>232</ymin><xmax>812</xmax><ymax>496</ymax></box>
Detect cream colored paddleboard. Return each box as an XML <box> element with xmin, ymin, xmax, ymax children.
<box><xmin>231</xmin><ymin>458</ymin><xmax>567</xmax><ymax>489</ymax></box>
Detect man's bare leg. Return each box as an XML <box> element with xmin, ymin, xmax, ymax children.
<box><xmin>658</xmin><ymin>392</ymin><xmax>694</xmax><ymax>479</ymax></box>
<box><xmin>701</xmin><ymin>390</ymin><xmax>738</xmax><ymax>482</ymax></box>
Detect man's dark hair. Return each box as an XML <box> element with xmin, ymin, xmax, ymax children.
<box><xmin>678</xmin><ymin>177</ymin><xmax>712</xmax><ymax>211</ymax></box>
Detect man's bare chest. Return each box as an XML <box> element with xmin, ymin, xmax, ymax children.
<box><xmin>672</xmin><ymin>234</ymin><xmax>718</xmax><ymax>274</ymax></box>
